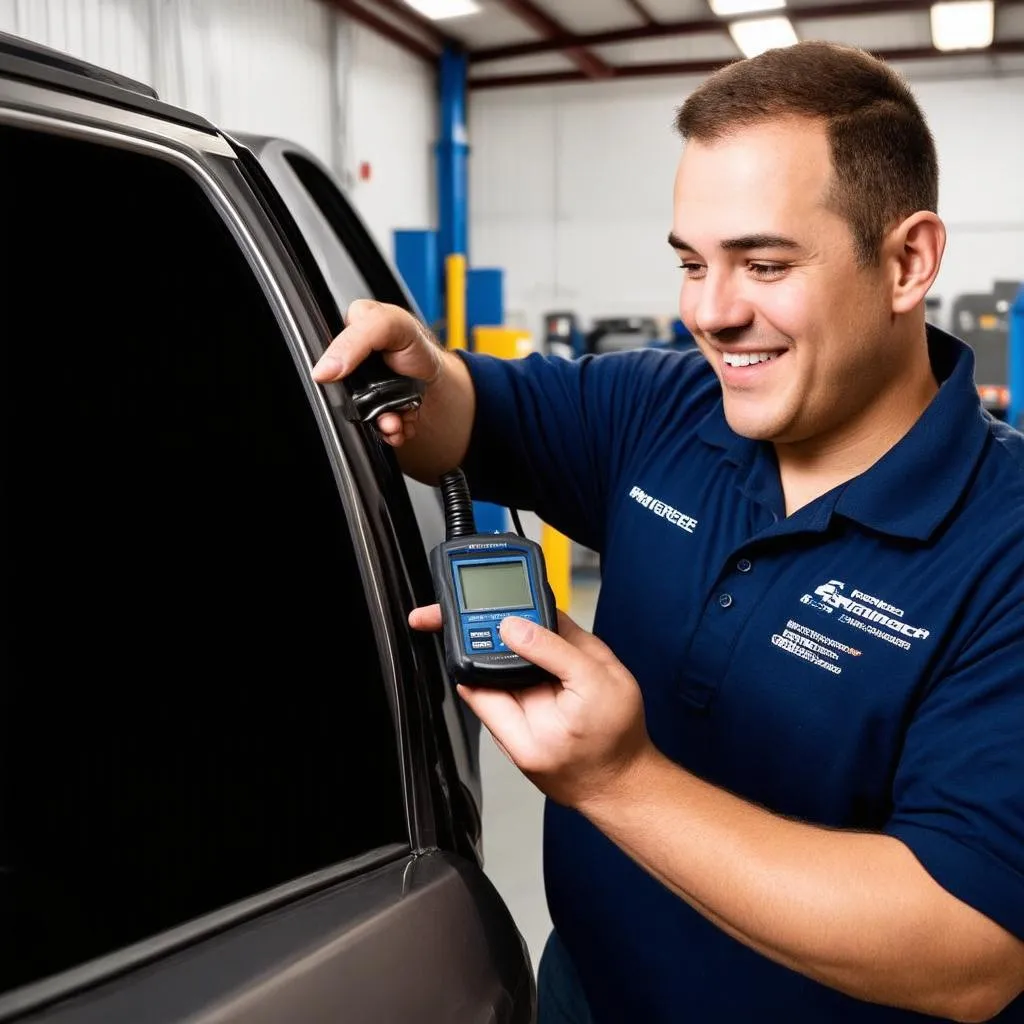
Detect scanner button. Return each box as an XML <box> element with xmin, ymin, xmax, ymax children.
<box><xmin>471</xmin><ymin>640</ymin><xmax>494</xmax><ymax>650</ymax></box>
<box><xmin>469</xmin><ymin>629</ymin><xmax>493</xmax><ymax>640</ymax></box>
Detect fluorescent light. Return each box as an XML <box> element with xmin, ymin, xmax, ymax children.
<box><xmin>401</xmin><ymin>0</ymin><xmax>480</xmax><ymax>20</ymax></box>
<box><xmin>930</xmin><ymin>0</ymin><xmax>994</xmax><ymax>50</ymax></box>
<box><xmin>729</xmin><ymin>16</ymin><xmax>798</xmax><ymax>58</ymax></box>
<box><xmin>710</xmin><ymin>0</ymin><xmax>785</xmax><ymax>16</ymax></box>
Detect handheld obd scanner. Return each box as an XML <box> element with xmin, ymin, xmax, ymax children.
<box><xmin>429</xmin><ymin>469</ymin><xmax>558</xmax><ymax>690</ymax></box>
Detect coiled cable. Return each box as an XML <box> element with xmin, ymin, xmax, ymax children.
<box><xmin>439</xmin><ymin>467</ymin><xmax>527</xmax><ymax>540</ymax></box>
<box><xmin>440</xmin><ymin>467</ymin><xmax>477</xmax><ymax>540</ymax></box>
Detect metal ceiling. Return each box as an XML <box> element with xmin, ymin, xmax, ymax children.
<box><xmin>321</xmin><ymin>0</ymin><xmax>1024</xmax><ymax>86</ymax></box>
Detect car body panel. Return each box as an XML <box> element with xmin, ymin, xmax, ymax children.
<box><xmin>10</xmin><ymin>851</ymin><xmax>532</xmax><ymax>1024</ymax></box>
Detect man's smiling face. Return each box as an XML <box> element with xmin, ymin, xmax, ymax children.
<box><xmin>671</xmin><ymin>116</ymin><xmax>900</xmax><ymax>447</ymax></box>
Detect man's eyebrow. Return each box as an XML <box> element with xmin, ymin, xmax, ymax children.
<box><xmin>720</xmin><ymin>233</ymin><xmax>801</xmax><ymax>252</ymax></box>
<box><xmin>667</xmin><ymin>231</ymin><xmax>801</xmax><ymax>252</ymax></box>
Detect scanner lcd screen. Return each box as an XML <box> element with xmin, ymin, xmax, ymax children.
<box><xmin>458</xmin><ymin>560</ymin><xmax>532</xmax><ymax>611</ymax></box>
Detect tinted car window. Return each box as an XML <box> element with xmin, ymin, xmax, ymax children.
<box><xmin>1</xmin><ymin>125</ymin><xmax>406</xmax><ymax>993</ymax></box>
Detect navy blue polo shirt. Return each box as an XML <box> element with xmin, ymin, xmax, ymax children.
<box><xmin>459</xmin><ymin>326</ymin><xmax>1024</xmax><ymax>1023</ymax></box>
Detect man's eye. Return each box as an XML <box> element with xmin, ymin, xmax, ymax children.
<box><xmin>679</xmin><ymin>263</ymin><xmax>707</xmax><ymax>279</ymax></box>
<box><xmin>749</xmin><ymin>263</ymin><xmax>787</xmax><ymax>280</ymax></box>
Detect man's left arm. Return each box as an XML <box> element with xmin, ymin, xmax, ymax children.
<box><xmin>449</xmin><ymin>611</ymin><xmax>1024</xmax><ymax>1024</ymax></box>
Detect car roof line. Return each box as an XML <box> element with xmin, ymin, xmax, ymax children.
<box><xmin>0</xmin><ymin>32</ymin><xmax>218</xmax><ymax>134</ymax></box>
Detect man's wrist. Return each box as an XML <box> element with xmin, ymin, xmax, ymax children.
<box><xmin>422</xmin><ymin>342</ymin><xmax>449</xmax><ymax>388</ymax></box>
<box><xmin>578</xmin><ymin>742</ymin><xmax>667</xmax><ymax>823</ymax></box>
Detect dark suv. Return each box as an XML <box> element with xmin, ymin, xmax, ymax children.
<box><xmin>1</xmin><ymin>31</ymin><xmax>535</xmax><ymax>1024</ymax></box>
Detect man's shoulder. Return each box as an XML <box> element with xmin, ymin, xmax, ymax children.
<box><xmin>582</xmin><ymin>344</ymin><xmax>713</xmax><ymax>387</ymax></box>
<box><xmin>975</xmin><ymin>416</ymin><xmax>1024</xmax><ymax>512</ymax></box>
<box><xmin>988</xmin><ymin>416</ymin><xmax>1024</xmax><ymax>471</ymax></box>
<box><xmin>946</xmin><ymin>418</ymin><xmax>1024</xmax><ymax>618</ymax></box>
<box><xmin>577</xmin><ymin>345</ymin><xmax>720</xmax><ymax>425</ymax></box>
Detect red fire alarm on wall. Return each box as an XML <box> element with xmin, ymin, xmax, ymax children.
<box><xmin>359</xmin><ymin>161</ymin><xmax>372</xmax><ymax>181</ymax></box>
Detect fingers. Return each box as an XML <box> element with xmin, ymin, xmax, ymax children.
<box><xmin>312</xmin><ymin>300</ymin><xmax>422</xmax><ymax>384</ymax></box>
<box><xmin>376</xmin><ymin>411</ymin><xmax>403</xmax><ymax>435</ymax></box>
<box><xmin>409</xmin><ymin>604</ymin><xmax>442</xmax><ymax>632</ymax></box>
<box><xmin>375</xmin><ymin>408</ymin><xmax>420</xmax><ymax>446</ymax></box>
<box><xmin>456</xmin><ymin>683</ymin><xmax>534</xmax><ymax>756</ymax></box>
<box><xmin>311</xmin><ymin>300</ymin><xmax>384</xmax><ymax>383</ymax></box>
<box><xmin>498</xmin><ymin>616</ymin><xmax>590</xmax><ymax>683</ymax></box>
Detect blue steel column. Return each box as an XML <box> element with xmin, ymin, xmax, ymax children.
<box><xmin>1010</xmin><ymin>284</ymin><xmax>1024</xmax><ymax>431</ymax></box>
<box><xmin>437</xmin><ymin>46</ymin><xmax>505</xmax><ymax>532</ymax></box>
<box><xmin>437</xmin><ymin>46</ymin><xmax>468</xmax><ymax>269</ymax></box>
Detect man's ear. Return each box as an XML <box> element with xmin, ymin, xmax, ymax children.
<box><xmin>886</xmin><ymin>212</ymin><xmax>946</xmax><ymax>316</ymax></box>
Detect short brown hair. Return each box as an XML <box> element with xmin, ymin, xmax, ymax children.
<box><xmin>675</xmin><ymin>41</ymin><xmax>938</xmax><ymax>264</ymax></box>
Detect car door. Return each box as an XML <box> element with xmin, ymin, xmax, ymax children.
<box><xmin>0</xmin><ymin>38</ymin><xmax>533</xmax><ymax>1024</ymax></box>
<box><xmin>227</xmin><ymin>130</ymin><xmax>484</xmax><ymax>822</ymax></box>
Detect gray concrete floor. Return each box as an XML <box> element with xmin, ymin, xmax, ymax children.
<box><xmin>479</xmin><ymin>574</ymin><xmax>601</xmax><ymax>968</ymax></box>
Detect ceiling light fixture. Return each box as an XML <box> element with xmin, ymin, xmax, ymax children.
<box><xmin>729</xmin><ymin>16</ymin><xmax>799</xmax><ymax>58</ymax></box>
<box><xmin>710</xmin><ymin>0</ymin><xmax>785</xmax><ymax>17</ymax></box>
<box><xmin>929</xmin><ymin>0</ymin><xmax>994</xmax><ymax>50</ymax></box>
<box><xmin>401</xmin><ymin>0</ymin><xmax>481</xmax><ymax>20</ymax></box>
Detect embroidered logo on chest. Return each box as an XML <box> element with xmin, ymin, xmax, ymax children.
<box><xmin>799</xmin><ymin>579</ymin><xmax>931</xmax><ymax>645</ymax></box>
<box><xmin>627</xmin><ymin>485</ymin><xmax>699</xmax><ymax>535</ymax></box>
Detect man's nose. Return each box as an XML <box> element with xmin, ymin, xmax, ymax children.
<box><xmin>693</xmin><ymin>270</ymin><xmax>754</xmax><ymax>337</ymax></box>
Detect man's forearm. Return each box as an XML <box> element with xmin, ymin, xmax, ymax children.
<box><xmin>397</xmin><ymin>349</ymin><xmax>476</xmax><ymax>485</ymax></box>
<box><xmin>578</xmin><ymin>747</ymin><xmax>1018</xmax><ymax>1021</ymax></box>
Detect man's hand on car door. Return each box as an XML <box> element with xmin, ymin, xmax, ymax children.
<box><xmin>312</xmin><ymin>299</ymin><xmax>444</xmax><ymax>446</ymax></box>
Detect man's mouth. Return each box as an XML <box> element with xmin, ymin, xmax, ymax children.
<box><xmin>721</xmin><ymin>351</ymin><xmax>783</xmax><ymax>368</ymax></box>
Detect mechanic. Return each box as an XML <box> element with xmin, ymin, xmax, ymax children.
<box><xmin>312</xmin><ymin>41</ymin><xmax>1024</xmax><ymax>1023</ymax></box>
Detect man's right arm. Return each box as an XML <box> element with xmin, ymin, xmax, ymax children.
<box><xmin>311</xmin><ymin>300</ymin><xmax>476</xmax><ymax>484</ymax></box>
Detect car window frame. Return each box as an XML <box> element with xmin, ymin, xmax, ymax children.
<box><xmin>224</xmin><ymin>133</ymin><xmax>459</xmax><ymax>859</ymax></box>
<box><xmin>230</xmin><ymin>133</ymin><xmax>419</xmax><ymax>318</ymax></box>
<box><xmin>228</xmin><ymin>132</ymin><xmax>484</xmax><ymax>854</ymax></box>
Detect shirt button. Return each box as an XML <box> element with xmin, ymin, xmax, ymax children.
<box><xmin>718</xmin><ymin>593</ymin><xmax>734</xmax><ymax>609</ymax></box>
<box><xmin>736</xmin><ymin>558</ymin><xmax>752</xmax><ymax>573</ymax></box>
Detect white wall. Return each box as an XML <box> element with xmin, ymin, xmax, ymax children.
<box><xmin>0</xmin><ymin>0</ymin><xmax>436</xmax><ymax>257</ymax></box>
<box><xmin>918</xmin><ymin>75</ymin><xmax>1024</xmax><ymax>312</ymax></box>
<box><xmin>1</xmin><ymin>0</ymin><xmax>153</xmax><ymax>84</ymax></box>
<box><xmin>468</xmin><ymin>68</ymin><xmax>1024</xmax><ymax>340</ymax></box>
<box><xmin>159</xmin><ymin>0</ymin><xmax>335</xmax><ymax>166</ymax></box>
<box><xmin>342</xmin><ymin>22</ymin><xmax>437</xmax><ymax>257</ymax></box>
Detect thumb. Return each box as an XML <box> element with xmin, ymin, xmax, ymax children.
<box><xmin>498</xmin><ymin>616</ymin><xmax>587</xmax><ymax>685</ymax></box>
<box><xmin>345</xmin><ymin>298</ymin><xmax>380</xmax><ymax>324</ymax></box>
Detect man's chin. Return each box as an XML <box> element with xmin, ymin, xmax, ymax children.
<box><xmin>722</xmin><ymin>406</ymin><xmax>787</xmax><ymax>443</ymax></box>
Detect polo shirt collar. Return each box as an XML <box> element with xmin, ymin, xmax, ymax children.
<box><xmin>697</xmin><ymin>326</ymin><xmax>989</xmax><ymax>542</ymax></box>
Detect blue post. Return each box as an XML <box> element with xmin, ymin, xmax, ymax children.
<box><xmin>436</xmin><ymin>46</ymin><xmax>468</xmax><ymax>267</ymax></box>
<box><xmin>436</xmin><ymin>47</ymin><xmax>504</xmax><ymax>531</ymax></box>
<box><xmin>1009</xmin><ymin>284</ymin><xmax>1024</xmax><ymax>432</ymax></box>
<box><xmin>394</xmin><ymin>229</ymin><xmax>440</xmax><ymax>331</ymax></box>
<box><xmin>467</xmin><ymin>267</ymin><xmax>504</xmax><ymax>332</ymax></box>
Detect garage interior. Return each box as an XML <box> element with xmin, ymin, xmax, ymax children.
<box><xmin>3</xmin><ymin>0</ymin><xmax>1022</xmax><ymax>977</ymax></box>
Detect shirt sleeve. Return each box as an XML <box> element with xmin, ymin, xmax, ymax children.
<box><xmin>456</xmin><ymin>347</ymin><xmax>711</xmax><ymax>553</ymax></box>
<box><xmin>884</xmin><ymin>574</ymin><xmax>1024</xmax><ymax>940</ymax></box>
